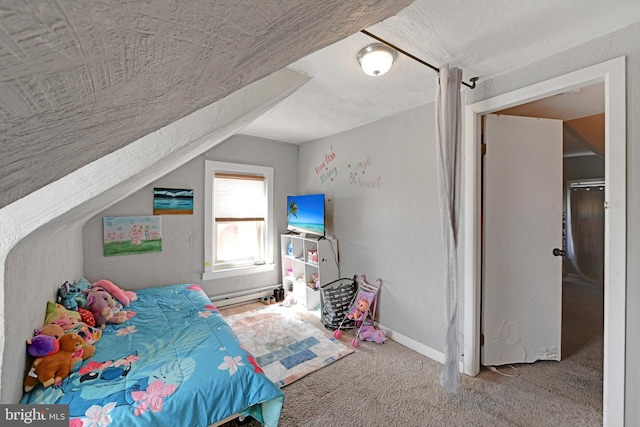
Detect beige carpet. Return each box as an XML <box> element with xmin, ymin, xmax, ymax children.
<box><xmin>220</xmin><ymin>277</ymin><xmax>603</xmax><ymax>426</ymax></box>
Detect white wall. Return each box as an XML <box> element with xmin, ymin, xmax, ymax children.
<box><xmin>83</xmin><ymin>135</ymin><xmax>298</xmax><ymax>297</ymax></box>
<box><xmin>466</xmin><ymin>22</ymin><xmax>639</xmax><ymax>424</ymax></box>
<box><xmin>299</xmin><ymin>103</ymin><xmax>447</xmax><ymax>351</ymax></box>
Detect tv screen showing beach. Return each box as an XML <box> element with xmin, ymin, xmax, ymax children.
<box><xmin>287</xmin><ymin>194</ymin><xmax>325</xmax><ymax>235</ymax></box>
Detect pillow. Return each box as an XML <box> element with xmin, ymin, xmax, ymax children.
<box><xmin>91</xmin><ymin>279</ymin><xmax>137</xmax><ymax>306</ymax></box>
<box><xmin>66</xmin><ymin>322</ymin><xmax>102</xmax><ymax>345</ymax></box>
<box><xmin>78</xmin><ymin>307</ymin><xmax>95</xmax><ymax>327</ymax></box>
<box><xmin>44</xmin><ymin>302</ymin><xmax>81</xmax><ymax>331</ymax></box>
<box><xmin>75</xmin><ymin>277</ymin><xmax>91</xmax><ymax>289</ymax></box>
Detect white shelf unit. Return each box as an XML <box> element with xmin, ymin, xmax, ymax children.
<box><xmin>281</xmin><ymin>234</ymin><xmax>339</xmax><ymax>310</ymax></box>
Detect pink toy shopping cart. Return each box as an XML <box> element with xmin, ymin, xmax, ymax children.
<box><xmin>333</xmin><ymin>275</ymin><xmax>382</xmax><ymax>347</ymax></box>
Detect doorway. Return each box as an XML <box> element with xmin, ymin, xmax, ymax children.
<box><xmin>463</xmin><ymin>57</ymin><xmax>626</xmax><ymax>425</ymax></box>
<box><xmin>481</xmin><ymin>84</ymin><xmax>605</xmax><ymax>368</ymax></box>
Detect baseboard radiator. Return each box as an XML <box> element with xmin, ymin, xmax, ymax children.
<box><xmin>211</xmin><ymin>284</ymin><xmax>280</xmax><ymax>308</ymax></box>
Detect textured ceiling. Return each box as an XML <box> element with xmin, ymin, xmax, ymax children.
<box><xmin>2</xmin><ymin>1</ymin><xmax>638</xmax><ymax>210</ymax></box>
<box><xmin>242</xmin><ymin>0</ymin><xmax>640</xmax><ymax>143</ymax></box>
<box><xmin>0</xmin><ymin>0</ymin><xmax>412</xmax><ymax>209</ymax></box>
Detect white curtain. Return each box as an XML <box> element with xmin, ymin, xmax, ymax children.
<box><xmin>566</xmin><ymin>185</ymin><xmax>605</xmax><ymax>284</ymax></box>
<box><xmin>435</xmin><ymin>65</ymin><xmax>463</xmax><ymax>393</ymax></box>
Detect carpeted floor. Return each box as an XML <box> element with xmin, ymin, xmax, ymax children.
<box><xmin>220</xmin><ymin>276</ymin><xmax>603</xmax><ymax>426</ymax></box>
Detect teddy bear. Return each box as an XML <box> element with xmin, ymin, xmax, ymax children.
<box><xmin>24</xmin><ymin>333</ymin><xmax>85</xmax><ymax>391</ymax></box>
<box><xmin>83</xmin><ymin>287</ymin><xmax>129</xmax><ymax>326</ymax></box>
<box><xmin>26</xmin><ymin>324</ymin><xmax>65</xmax><ymax>357</ymax></box>
<box><xmin>64</xmin><ymin>322</ymin><xmax>101</xmax><ymax>362</ymax></box>
<box><xmin>92</xmin><ymin>279</ymin><xmax>137</xmax><ymax>307</ymax></box>
<box><xmin>72</xmin><ymin>340</ymin><xmax>96</xmax><ymax>362</ymax></box>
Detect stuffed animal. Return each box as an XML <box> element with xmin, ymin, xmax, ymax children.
<box><xmin>92</xmin><ymin>279</ymin><xmax>137</xmax><ymax>307</ymax></box>
<box><xmin>64</xmin><ymin>322</ymin><xmax>101</xmax><ymax>362</ymax></box>
<box><xmin>83</xmin><ymin>287</ymin><xmax>129</xmax><ymax>326</ymax></box>
<box><xmin>26</xmin><ymin>324</ymin><xmax>65</xmax><ymax>357</ymax></box>
<box><xmin>359</xmin><ymin>325</ymin><xmax>386</xmax><ymax>344</ymax></box>
<box><xmin>24</xmin><ymin>333</ymin><xmax>85</xmax><ymax>391</ymax></box>
<box><xmin>71</xmin><ymin>340</ymin><xmax>96</xmax><ymax>362</ymax></box>
<box><xmin>56</xmin><ymin>281</ymin><xmax>78</xmax><ymax>310</ymax></box>
<box><xmin>56</xmin><ymin>281</ymin><xmax>88</xmax><ymax>311</ymax></box>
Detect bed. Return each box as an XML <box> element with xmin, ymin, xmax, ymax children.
<box><xmin>21</xmin><ymin>284</ymin><xmax>284</xmax><ymax>427</ymax></box>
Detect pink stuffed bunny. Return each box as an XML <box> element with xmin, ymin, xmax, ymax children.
<box><xmin>359</xmin><ymin>325</ymin><xmax>385</xmax><ymax>344</ymax></box>
<box><xmin>92</xmin><ymin>279</ymin><xmax>137</xmax><ymax>306</ymax></box>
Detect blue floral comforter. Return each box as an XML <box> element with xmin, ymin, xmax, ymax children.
<box><xmin>21</xmin><ymin>284</ymin><xmax>284</xmax><ymax>427</ymax></box>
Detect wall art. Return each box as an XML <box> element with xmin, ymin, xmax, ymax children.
<box><xmin>153</xmin><ymin>188</ymin><xmax>194</xmax><ymax>214</ymax></box>
<box><xmin>103</xmin><ymin>216</ymin><xmax>162</xmax><ymax>256</ymax></box>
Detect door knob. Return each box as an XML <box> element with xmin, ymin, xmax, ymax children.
<box><xmin>552</xmin><ymin>248</ymin><xmax>566</xmax><ymax>257</ymax></box>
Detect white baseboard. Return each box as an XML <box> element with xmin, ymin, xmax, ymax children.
<box><xmin>376</xmin><ymin>323</ymin><xmax>465</xmax><ymax>372</ymax></box>
<box><xmin>211</xmin><ymin>284</ymin><xmax>280</xmax><ymax>308</ymax></box>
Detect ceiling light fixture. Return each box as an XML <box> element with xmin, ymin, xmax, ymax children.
<box><xmin>359</xmin><ymin>30</ymin><xmax>479</xmax><ymax>89</ymax></box>
<box><xmin>357</xmin><ymin>43</ymin><xmax>397</xmax><ymax>77</ymax></box>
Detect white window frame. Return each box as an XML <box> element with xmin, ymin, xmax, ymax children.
<box><xmin>203</xmin><ymin>160</ymin><xmax>274</xmax><ymax>280</ymax></box>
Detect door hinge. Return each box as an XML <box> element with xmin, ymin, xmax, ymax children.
<box><xmin>481</xmin><ymin>143</ymin><xmax>487</xmax><ymax>156</ymax></box>
<box><xmin>480</xmin><ymin>333</ymin><xmax>485</xmax><ymax>346</ymax></box>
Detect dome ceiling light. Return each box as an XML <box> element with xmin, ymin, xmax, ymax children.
<box><xmin>357</xmin><ymin>43</ymin><xmax>397</xmax><ymax>76</ymax></box>
<box><xmin>358</xmin><ymin>29</ymin><xmax>479</xmax><ymax>89</ymax></box>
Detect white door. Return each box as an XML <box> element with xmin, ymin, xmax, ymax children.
<box><xmin>481</xmin><ymin>114</ymin><xmax>563</xmax><ymax>366</ymax></box>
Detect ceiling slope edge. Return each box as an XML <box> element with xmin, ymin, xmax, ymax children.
<box><xmin>0</xmin><ymin>68</ymin><xmax>310</xmax><ymax>388</ymax></box>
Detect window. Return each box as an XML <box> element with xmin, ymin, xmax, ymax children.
<box><xmin>203</xmin><ymin>161</ymin><xmax>274</xmax><ymax>280</ymax></box>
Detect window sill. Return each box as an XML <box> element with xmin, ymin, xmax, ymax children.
<box><xmin>202</xmin><ymin>263</ymin><xmax>275</xmax><ymax>281</ymax></box>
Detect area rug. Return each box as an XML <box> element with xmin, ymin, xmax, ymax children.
<box><xmin>224</xmin><ymin>304</ymin><xmax>354</xmax><ymax>387</ymax></box>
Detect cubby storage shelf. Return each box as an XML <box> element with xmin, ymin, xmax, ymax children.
<box><xmin>280</xmin><ymin>234</ymin><xmax>339</xmax><ymax>310</ymax></box>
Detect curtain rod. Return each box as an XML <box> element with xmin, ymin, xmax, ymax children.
<box><xmin>361</xmin><ymin>30</ymin><xmax>479</xmax><ymax>89</ymax></box>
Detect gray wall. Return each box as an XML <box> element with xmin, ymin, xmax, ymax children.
<box><xmin>0</xmin><ymin>67</ymin><xmax>309</xmax><ymax>403</ymax></box>
<box><xmin>563</xmin><ymin>155</ymin><xmax>605</xmax><ymax>182</ymax></box>
<box><xmin>466</xmin><ymin>22</ymin><xmax>639</xmax><ymax>424</ymax></box>
<box><xmin>83</xmin><ymin>135</ymin><xmax>298</xmax><ymax>297</ymax></box>
<box><xmin>299</xmin><ymin>103</ymin><xmax>446</xmax><ymax>349</ymax></box>
<box><xmin>2</xmin><ymin>222</ymin><xmax>84</xmax><ymax>403</ymax></box>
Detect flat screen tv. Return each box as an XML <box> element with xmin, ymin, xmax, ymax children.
<box><xmin>287</xmin><ymin>193</ymin><xmax>325</xmax><ymax>236</ymax></box>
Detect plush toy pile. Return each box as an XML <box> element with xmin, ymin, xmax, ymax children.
<box><xmin>24</xmin><ymin>278</ymin><xmax>137</xmax><ymax>391</ymax></box>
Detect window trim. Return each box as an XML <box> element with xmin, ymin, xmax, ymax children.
<box><xmin>203</xmin><ymin>160</ymin><xmax>274</xmax><ymax>280</ymax></box>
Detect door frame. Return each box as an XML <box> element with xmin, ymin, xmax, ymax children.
<box><xmin>463</xmin><ymin>57</ymin><xmax>626</xmax><ymax>425</ymax></box>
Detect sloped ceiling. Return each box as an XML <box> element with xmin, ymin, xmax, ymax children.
<box><xmin>242</xmin><ymin>0</ymin><xmax>639</xmax><ymax>144</ymax></box>
<box><xmin>498</xmin><ymin>83</ymin><xmax>605</xmax><ymax>157</ymax></box>
<box><xmin>565</xmin><ymin>114</ymin><xmax>605</xmax><ymax>157</ymax></box>
<box><xmin>0</xmin><ymin>0</ymin><xmax>412</xmax><ymax>209</ymax></box>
